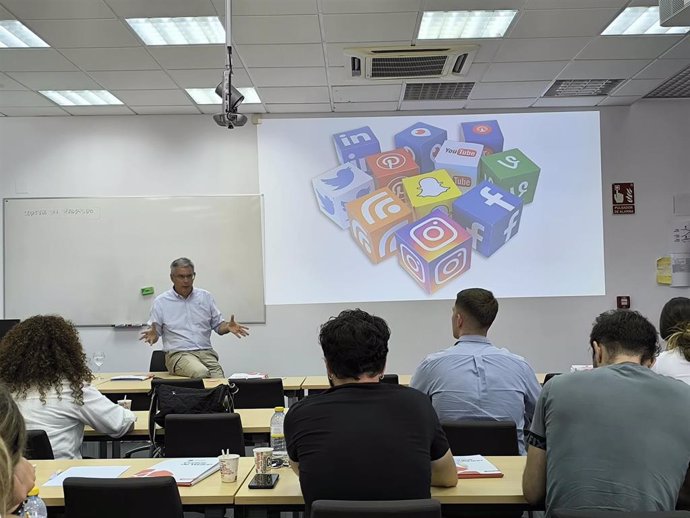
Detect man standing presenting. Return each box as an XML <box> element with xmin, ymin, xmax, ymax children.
<box><xmin>411</xmin><ymin>288</ymin><xmax>540</xmax><ymax>454</ymax></box>
<box><xmin>139</xmin><ymin>257</ymin><xmax>249</xmax><ymax>378</ymax></box>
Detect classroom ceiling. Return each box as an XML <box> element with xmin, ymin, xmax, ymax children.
<box><xmin>0</xmin><ymin>0</ymin><xmax>689</xmax><ymax>117</ymax></box>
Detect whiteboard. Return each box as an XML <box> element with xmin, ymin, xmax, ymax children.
<box><xmin>4</xmin><ymin>196</ymin><xmax>265</xmax><ymax>325</ymax></box>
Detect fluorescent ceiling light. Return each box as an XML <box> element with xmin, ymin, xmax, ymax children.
<box><xmin>238</xmin><ymin>87</ymin><xmax>261</xmax><ymax>104</ymax></box>
<box><xmin>0</xmin><ymin>20</ymin><xmax>49</xmax><ymax>47</ymax></box>
<box><xmin>186</xmin><ymin>87</ymin><xmax>261</xmax><ymax>104</ymax></box>
<box><xmin>126</xmin><ymin>16</ymin><xmax>225</xmax><ymax>45</ymax></box>
<box><xmin>40</xmin><ymin>90</ymin><xmax>123</xmax><ymax>106</ymax></box>
<box><xmin>418</xmin><ymin>10</ymin><xmax>517</xmax><ymax>39</ymax></box>
<box><xmin>602</xmin><ymin>7</ymin><xmax>689</xmax><ymax>35</ymax></box>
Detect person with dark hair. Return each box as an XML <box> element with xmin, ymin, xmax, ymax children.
<box><xmin>0</xmin><ymin>315</ymin><xmax>136</xmax><ymax>459</ymax></box>
<box><xmin>653</xmin><ymin>297</ymin><xmax>690</xmax><ymax>384</ymax></box>
<box><xmin>523</xmin><ymin>309</ymin><xmax>690</xmax><ymax>516</ymax></box>
<box><xmin>284</xmin><ymin>309</ymin><xmax>457</xmax><ymax>511</ymax></box>
<box><xmin>411</xmin><ymin>288</ymin><xmax>540</xmax><ymax>454</ymax></box>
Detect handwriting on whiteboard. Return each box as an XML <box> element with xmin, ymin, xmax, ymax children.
<box><xmin>23</xmin><ymin>208</ymin><xmax>100</xmax><ymax>218</ymax></box>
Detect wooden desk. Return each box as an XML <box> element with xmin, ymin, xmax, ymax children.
<box><xmin>94</xmin><ymin>374</ymin><xmax>305</xmax><ymax>394</ymax></box>
<box><xmin>302</xmin><ymin>374</ymin><xmax>412</xmax><ymax>391</ymax></box>
<box><xmin>537</xmin><ymin>373</ymin><xmax>546</xmax><ymax>385</ymax></box>
<box><xmin>34</xmin><ymin>457</ymin><xmax>254</xmax><ymax>507</ymax></box>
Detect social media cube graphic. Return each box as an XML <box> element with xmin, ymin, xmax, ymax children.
<box><xmin>346</xmin><ymin>187</ymin><xmax>414</xmax><ymax>264</ymax></box>
<box><xmin>433</xmin><ymin>140</ymin><xmax>484</xmax><ymax>191</ymax></box>
<box><xmin>366</xmin><ymin>148</ymin><xmax>419</xmax><ymax>203</ymax></box>
<box><xmin>479</xmin><ymin>148</ymin><xmax>540</xmax><ymax>204</ymax></box>
<box><xmin>312</xmin><ymin>163</ymin><xmax>374</xmax><ymax>229</ymax></box>
<box><xmin>394</xmin><ymin>122</ymin><xmax>448</xmax><ymax>173</ymax></box>
<box><xmin>402</xmin><ymin>169</ymin><xmax>462</xmax><ymax>220</ymax></box>
<box><xmin>395</xmin><ymin>210</ymin><xmax>472</xmax><ymax>294</ymax></box>
<box><xmin>333</xmin><ymin>126</ymin><xmax>381</xmax><ymax>171</ymax></box>
<box><xmin>452</xmin><ymin>180</ymin><xmax>523</xmax><ymax>258</ymax></box>
<box><xmin>460</xmin><ymin>120</ymin><xmax>504</xmax><ymax>155</ymax></box>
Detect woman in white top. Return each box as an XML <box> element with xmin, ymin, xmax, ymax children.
<box><xmin>653</xmin><ymin>297</ymin><xmax>690</xmax><ymax>385</ymax></box>
<box><xmin>0</xmin><ymin>315</ymin><xmax>136</xmax><ymax>459</ymax></box>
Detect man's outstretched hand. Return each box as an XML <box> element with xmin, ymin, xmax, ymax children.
<box><xmin>139</xmin><ymin>327</ymin><xmax>159</xmax><ymax>345</ymax></box>
<box><xmin>223</xmin><ymin>315</ymin><xmax>249</xmax><ymax>338</ymax></box>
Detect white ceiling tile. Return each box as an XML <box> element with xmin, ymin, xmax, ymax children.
<box><xmin>470</xmin><ymin>81</ymin><xmax>550</xmax><ymax>99</ymax></box>
<box><xmin>509</xmin><ymin>9</ymin><xmax>621</xmax><ymax>38</ymax></box>
<box><xmin>59</xmin><ymin>48</ymin><xmax>160</xmax><ymax>71</ymax></box>
<box><xmin>0</xmin><ymin>91</ymin><xmax>56</xmax><ymax>107</ymax></box>
<box><xmin>61</xmin><ymin>106</ymin><xmax>135</xmax><ymax>115</ymax></box>
<box><xmin>0</xmin><ymin>49</ymin><xmax>79</xmax><ymax>72</ymax></box>
<box><xmin>7</xmin><ymin>71</ymin><xmax>100</xmax><ymax>90</ymax></box>
<box><xmin>233</xmin><ymin>15</ymin><xmax>321</xmax><ymax>44</ymax></box>
<box><xmin>482</xmin><ymin>61</ymin><xmax>569</xmax><ymax>82</ymax></box>
<box><xmin>459</xmin><ymin>62</ymin><xmax>489</xmax><ymax>82</ymax></box>
<box><xmin>266</xmin><ymin>103</ymin><xmax>332</xmax><ymax>113</ymax></box>
<box><xmin>333</xmin><ymin>101</ymin><xmax>398</xmax><ymax>112</ymax></box>
<box><xmin>320</xmin><ymin>0</ymin><xmax>421</xmax><ymax>13</ymax></box>
<box><xmin>635</xmin><ymin>59</ymin><xmax>690</xmax><ymax>79</ymax></box>
<box><xmin>147</xmin><ymin>46</ymin><xmax>226</xmax><ymax>69</ymax></box>
<box><xmin>236</xmin><ymin>44</ymin><xmax>324</xmax><ymax>68</ymax></box>
<box><xmin>0</xmin><ymin>106</ymin><xmax>69</xmax><ymax>116</ymax></box>
<box><xmin>0</xmin><ymin>0</ymin><xmax>114</xmax><ymax>19</ymax></box>
<box><xmin>533</xmin><ymin>96</ymin><xmax>605</xmax><ymax>107</ymax></box>
<box><xmin>325</xmin><ymin>41</ymin><xmax>409</xmax><ymax>67</ymax></box>
<box><xmin>468</xmin><ymin>40</ymin><xmax>502</xmax><ymax>63</ymax></box>
<box><xmin>465</xmin><ymin>98</ymin><xmax>536</xmax><ymax>109</ymax></box>
<box><xmin>0</xmin><ymin>5</ymin><xmax>13</xmax><ymax>18</ymax></box>
<box><xmin>24</xmin><ymin>19</ymin><xmax>140</xmax><ymax>48</ymax></box>
<box><xmin>257</xmin><ymin>86</ymin><xmax>330</xmax><ymax>103</ymax></box>
<box><xmin>323</xmin><ymin>13</ymin><xmax>418</xmax><ymax>43</ymax></box>
<box><xmin>610</xmin><ymin>78</ymin><xmax>664</xmax><ymax>96</ymax></box>
<box><xmin>88</xmin><ymin>70</ymin><xmax>178</xmax><ymax>90</ymax></box>
<box><xmin>106</xmin><ymin>0</ymin><xmax>217</xmax><ymax>18</ymax></box>
<box><xmin>250</xmin><ymin>67</ymin><xmax>327</xmax><ymax>87</ymax></box>
<box><xmin>559</xmin><ymin>60</ymin><xmax>650</xmax><ymax>79</ymax></box>
<box><xmin>130</xmin><ymin>105</ymin><xmax>201</xmax><ymax>114</ymax></box>
<box><xmin>112</xmin><ymin>89</ymin><xmax>192</xmax><ymax>105</ymax></box>
<box><xmin>219</xmin><ymin>0</ymin><xmax>317</xmax><ymax>15</ymax></box>
<box><xmin>661</xmin><ymin>36</ymin><xmax>690</xmax><ymax>59</ymax></box>
<box><xmin>494</xmin><ymin>37</ymin><xmax>590</xmax><ymax>62</ymax></box>
<box><xmin>578</xmin><ymin>36</ymin><xmax>682</xmax><ymax>61</ymax></box>
<box><xmin>0</xmin><ymin>73</ymin><xmax>27</xmax><ymax>91</ymax></box>
<box><xmin>424</xmin><ymin>0</ymin><xmax>526</xmax><ymax>8</ymax></box>
<box><xmin>597</xmin><ymin>95</ymin><xmax>642</xmax><ymax>105</ymax></box>
<box><xmin>525</xmin><ymin>0</ymin><xmax>626</xmax><ymax>8</ymax></box>
<box><xmin>168</xmin><ymin>68</ymin><xmax>224</xmax><ymax>87</ymax></box>
<box><xmin>332</xmin><ymin>84</ymin><xmax>402</xmax><ymax>102</ymax></box>
<box><xmin>399</xmin><ymin>100</ymin><xmax>468</xmax><ymax>110</ymax></box>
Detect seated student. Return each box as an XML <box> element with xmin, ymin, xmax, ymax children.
<box><xmin>284</xmin><ymin>309</ymin><xmax>457</xmax><ymax>511</ymax></box>
<box><xmin>523</xmin><ymin>309</ymin><xmax>690</xmax><ymax>516</ymax></box>
<box><xmin>653</xmin><ymin>297</ymin><xmax>690</xmax><ymax>384</ymax></box>
<box><xmin>0</xmin><ymin>316</ymin><xmax>136</xmax><ymax>459</ymax></box>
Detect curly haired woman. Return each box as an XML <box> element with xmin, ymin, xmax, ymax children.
<box><xmin>0</xmin><ymin>315</ymin><xmax>135</xmax><ymax>459</ymax></box>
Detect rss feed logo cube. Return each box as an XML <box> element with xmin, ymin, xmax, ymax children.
<box><xmin>395</xmin><ymin>210</ymin><xmax>472</xmax><ymax>294</ymax></box>
<box><xmin>394</xmin><ymin>122</ymin><xmax>447</xmax><ymax>174</ymax></box>
<box><xmin>480</xmin><ymin>148</ymin><xmax>540</xmax><ymax>204</ymax></box>
<box><xmin>312</xmin><ymin>163</ymin><xmax>374</xmax><ymax>229</ymax></box>
<box><xmin>332</xmin><ymin>126</ymin><xmax>381</xmax><ymax>172</ymax></box>
<box><xmin>433</xmin><ymin>140</ymin><xmax>484</xmax><ymax>191</ymax></box>
<box><xmin>460</xmin><ymin>120</ymin><xmax>504</xmax><ymax>156</ymax></box>
<box><xmin>346</xmin><ymin>188</ymin><xmax>413</xmax><ymax>264</ymax></box>
<box><xmin>402</xmin><ymin>169</ymin><xmax>462</xmax><ymax>220</ymax></box>
<box><xmin>366</xmin><ymin>148</ymin><xmax>419</xmax><ymax>203</ymax></box>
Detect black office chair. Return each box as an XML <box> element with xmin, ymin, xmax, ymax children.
<box><xmin>232</xmin><ymin>378</ymin><xmax>284</xmax><ymax>409</ymax></box>
<box><xmin>543</xmin><ymin>373</ymin><xmax>562</xmax><ymax>384</ymax></box>
<box><xmin>553</xmin><ymin>512</ymin><xmax>690</xmax><ymax>518</ymax></box>
<box><xmin>151</xmin><ymin>377</ymin><xmax>205</xmax><ymax>390</ymax></box>
<box><xmin>311</xmin><ymin>499</ymin><xmax>442</xmax><ymax>518</ymax></box>
<box><xmin>149</xmin><ymin>350</ymin><xmax>167</xmax><ymax>372</ymax></box>
<box><xmin>381</xmin><ymin>374</ymin><xmax>399</xmax><ymax>384</ymax></box>
<box><xmin>442</xmin><ymin>421</ymin><xmax>519</xmax><ymax>456</ymax></box>
<box><xmin>164</xmin><ymin>413</ymin><xmax>245</xmax><ymax>457</ymax></box>
<box><xmin>64</xmin><ymin>476</ymin><xmax>183</xmax><ymax>518</ymax></box>
<box><xmin>25</xmin><ymin>430</ymin><xmax>54</xmax><ymax>460</ymax></box>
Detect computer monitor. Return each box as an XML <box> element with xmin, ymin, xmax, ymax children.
<box><xmin>0</xmin><ymin>319</ymin><xmax>20</xmax><ymax>341</ymax></box>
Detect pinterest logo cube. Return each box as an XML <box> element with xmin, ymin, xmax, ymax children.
<box><xmin>366</xmin><ymin>148</ymin><xmax>419</xmax><ymax>203</ymax></box>
<box><xmin>460</xmin><ymin>120</ymin><xmax>504</xmax><ymax>155</ymax></box>
<box><xmin>394</xmin><ymin>122</ymin><xmax>447</xmax><ymax>173</ymax></box>
<box><xmin>452</xmin><ymin>180</ymin><xmax>523</xmax><ymax>257</ymax></box>
<box><xmin>346</xmin><ymin>187</ymin><xmax>413</xmax><ymax>264</ymax></box>
<box><xmin>433</xmin><ymin>140</ymin><xmax>484</xmax><ymax>191</ymax></box>
<box><xmin>395</xmin><ymin>210</ymin><xmax>472</xmax><ymax>294</ymax></box>
<box><xmin>402</xmin><ymin>169</ymin><xmax>462</xmax><ymax>220</ymax></box>
<box><xmin>333</xmin><ymin>126</ymin><xmax>381</xmax><ymax>171</ymax></box>
<box><xmin>312</xmin><ymin>163</ymin><xmax>374</xmax><ymax>229</ymax></box>
<box><xmin>479</xmin><ymin>148</ymin><xmax>541</xmax><ymax>204</ymax></box>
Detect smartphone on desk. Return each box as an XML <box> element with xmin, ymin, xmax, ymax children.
<box><xmin>249</xmin><ymin>473</ymin><xmax>279</xmax><ymax>489</ymax></box>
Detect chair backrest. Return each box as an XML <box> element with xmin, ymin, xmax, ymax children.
<box><xmin>232</xmin><ymin>378</ymin><xmax>284</xmax><ymax>409</ymax></box>
<box><xmin>25</xmin><ymin>429</ymin><xmax>54</xmax><ymax>460</ymax></box>
<box><xmin>149</xmin><ymin>350</ymin><xmax>167</xmax><ymax>372</ymax></box>
<box><xmin>151</xmin><ymin>377</ymin><xmax>205</xmax><ymax>390</ymax></box>
<box><xmin>164</xmin><ymin>413</ymin><xmax>245</xmax><ymax>457</ymax></box>
<box><xmin>64</xmin><ymin>476</ymin><xmax>183</xmax><ymax>518</ymax></box>
<box><xmin>553</xmin><ymin>512</ymin><xmax>690</xmax><ymax>518</ymax></box>
<box><xmin>311</xmin><ymin>499</ymin><xmax>442</xmax><ymax>518</ymax></box>
<box><xmin>543</xmin><ymin>372</ymin><xmax>561</xmax><ymax>384</ymax></box>
<box><xmin>380</xmin><ymin>374</ymin><xmax>399</xmax><ymax>384</ymax></box>
<box><xmin>442</xmin><ymin>420</ymin><xmax>519</xmax><ymax>456</ymax></box>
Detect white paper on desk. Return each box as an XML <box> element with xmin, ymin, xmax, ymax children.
<box><xmin>43</xmin><ymin>466</ymin><xmax>129</xmax><ymax>487</ymax></box>
<box><xmin>110</xmin><ymin>375</ymin><xmax>150</xmax><ymax>381</ymax></box>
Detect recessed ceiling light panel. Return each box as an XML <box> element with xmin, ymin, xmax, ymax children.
<box><xmin>602</xmin><ymin>7</ymin><xmax>689</xmax><ymax>35</ymax></box>
<box><xmin>186</xmin><ymin>87</ymin><xmax>261</xmax><ymax>105</ymax></box>
<box><xmin>126</xmin><ymin>16</ymin><xmax>225</xmax><ymax>45</ymax></box>
<box><xmin>0</xmin><ymin>20</ymin><xmax>49</xmax><ymax>47</ymax></box>
<box><xmin>418</xmin><ymin>10</ymin><xmax>518</xmax><ymax>39</ymax></box>
<box><xmin>40</xmin><ymin>90</ymin><xmax>123</xmax><ymax>106</ymax></box>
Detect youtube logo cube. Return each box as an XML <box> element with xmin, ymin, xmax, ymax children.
<box><xmin>366</xmin><ymin>148</ymin><xmax>419</xmax><ymax>202</ymax></box>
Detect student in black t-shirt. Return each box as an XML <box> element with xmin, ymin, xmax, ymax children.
<box><xmin>284</xmin><ymin>309</ymin><xmax>457</xmax><ymax>509</ymax></box>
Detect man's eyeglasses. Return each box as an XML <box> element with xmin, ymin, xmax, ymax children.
<box><xmin>173</xmin><ymin>274</ymin><xmax>195</xmax><ymax>280</ymax></box>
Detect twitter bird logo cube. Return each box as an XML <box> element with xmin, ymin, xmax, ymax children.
<box><xmin>346</xmin><ymin>187</ymin><xmax>414</xmax><ymax>264</ymax></box>
<box><xmin>366</xmin><ymin>148</ymin><xmax>419</xmax><ymax>203</ymax></box>
<box><xmin>395</xmin><ymin>209</ymin><xmax>472</xmax><ymax>294</ymax></box>
<box><xmin>480</xmin><ymin>148</ymin><xmax>541</xmax><ymax>204</ymax></box>
<box><xmin>460</xmin><ymin>120</ymin><xmax>504</xmax><ymax>155</ymax></box>
<box><xmin>333</xmin><ymin>126</ymin><xmax>381</xmax><ymax>171</ymax></box>
<box><xmin>394</xmin><ymin>122</ymin><xmax>448</xmax><ymax>173</ymax></box>
<box><xmin>452</xmin><ymin>180</ymin><xmax>523</xmax><ymax>257</ymax></box>
<box><xmin>312</xmin><ymin>163</ymin><xmax>374</xmax><ymax>229</ymax></box>
<box><xmin>402</xmin><ymin>169</ymin><xmax>462</xmax><ymax>220</ymax></box>
<box><xmin>433</xmin><ymin>140</ymin><xmax>484</xmax><ymax>191</ymax></box>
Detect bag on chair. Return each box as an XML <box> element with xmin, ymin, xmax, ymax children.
<box><xmin>152</xmin><ymin>383</ymin><xmax>237</xmax><ymax>428</ymax></box>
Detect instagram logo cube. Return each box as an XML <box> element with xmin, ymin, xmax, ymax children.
<box><xmin>452</xmin><ymin>180</ymin><xmax>523</xmax><ymax>258</ymax></box>
<box><xmin>346</xmin><ymin>187</ymin><xmax>413</xmax><ymax>264</ymax></box>
<box><xmin>480</xmin><ymin>148</ymin><xmax>541</xmax><ymax>204</ymax></box>
<box><xmin>395</xmin><ymin>210</ymin><xmax>472</xmax><ymax>294</ymax></box>
<box><xmin>433</xmin><ymin>140</ymin><xmax>484</xmax><ymax>191</ymax></box>
<box><xmin>460</xmin><ymin>120</ymin><xmax>504</xmax><ymax>155</ymax></box>
<box><xmin>394</xmin><ymin>122</ymin><xmax>447</xmax><ymax>173</ymax></box>
<box><xmin>312</xmin><ymin>163</ymin><xmax>374</xmax><ymax>229</ymax></box>
<box><xmin>366</xmin><ymin>148</ymin><xmax>419</xmax><ymax>203</ymax></box>
<box><xmin>402</xmin><ymin>169</ymin><xmax>462</xmax><ymax>220</ymax></box>
<box><xmin>333</xmin><ymin>126</ymin><xmax>381</xmax><ymax>171</ymax></box>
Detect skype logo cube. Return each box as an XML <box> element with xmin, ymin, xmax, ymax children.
<box><xmin>333</xmin><ymin>126</ymin><xmax>381</xmax><ymax>171</ymax></box>
<box><xmin>452</xmin><ymin>180</ymin><xmax>523</xmax><ymax>257</ymax></box>
<box><xmin>432</xmin><ymin>140</ymin><xmax>484</xmax><ymax>191</ymax></box>
<box><xmin>312</xmin><ymin>163</ymin><xmax>374</xmax><ymax>229</ymax></box>
<box><xmin>402</xmin><ymin>169</ymin><xmax>462</xmax><ymax>220</ymax></box>
<box><xmin>394</xmin><ymin>122</ymin><xmax>447</xmax><ymax>173</ymax></box>
<box><xmin>366</xmin><ymin>148</ymin><xmax>419</xmax><ymax>203</ymax></box>
<box><xmin>479</xmin><ymin>148</ymin><xmax>541</xmax><ymax>204</ymax></box>
<box><xmin>395</xmin><ymin>210</ymin><xmax>472</xmax><ymax>294</ymax></box>
<box><xmin>346</xmin><ymin>187</ymin><xmax>413</xmax><ymax>264</ymax></box>
<box><xmin>460</xmin><ymin>120</ymin><xmax>504</xmax><ymax>155</ymax></box>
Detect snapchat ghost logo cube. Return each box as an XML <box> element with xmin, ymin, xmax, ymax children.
<box><xmin>333</xmin><ymin>126</ymin><xmax>381</xmax><ymax>171</ymax></box>
<box><xmin>402</xmin><ymin>169</ymin><xmax>462</xmax><ymax>220</ymax></box>
<box><xmin>366</xmin><ymin>148</ymin><xmax>419</xmax><ymax>203</ymax></box>
<box><xmin>346</xmin><ymin>187</ymin><xmax>414</xmax><ymax>264</ymax></box>
<box><xmin>432</xmin><ymin>140</ymin><xmax>484</xmax><ymax>191</ymax></box>
<box><xmin>460</xmin><ymin>120</ymin><xmax>504</xmax><ymax>155</ymax></box>
<box><xmin>312</xmin><ymin>163</ymin><xmax>374</xmax><ymax>229</ymax></box>
<box><xmin>394</xmin><ymin>122</ymin><xmax>447</xmax><ymax>173</ymax></box>
<box><xmin>480</xmin><ymin>148</ymin><xmax>540</xmax><ymax>204</ymax></box>
<box><xmin>395</xmin><ymin>209</ymin><xmax>472</xmax><ymax>294</ymax></box>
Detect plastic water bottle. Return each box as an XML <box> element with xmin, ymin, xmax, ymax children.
<box><xmin>22</xmin><ymin>487</ymin><xmax>47</xmax><ymax>518</ymax></box>
<box><xmin>270</xmin><ymin>406</ymin><xmax>288</xmax><ymax>465</ymax></box>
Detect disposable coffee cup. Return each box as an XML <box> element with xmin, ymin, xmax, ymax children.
<box><xmin>253</xmin><ymin>447</ymin><xmax>273</xmax><ymax>474</ymax></box>
<box><xmin>117</xmin><ymin>399</ymin><xmax>132</xmax><ymax>410</ymax></box>
<box><xmin>218</xmin><ymin>453</ymin><xmax>240</xmax><ymax>483</ymax></box>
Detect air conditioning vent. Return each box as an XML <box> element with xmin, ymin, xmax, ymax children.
<box><xmin>404</xmin><ymin>82</ymin><xmax>475</xmax><ymax>101</ymax></box>
<box><xmin>659</xmin><ymin>0</ymin><xmax>690</xmax><ymax>26</ymax></box>
<box><xmin>644</xmin><ymin>64</ymin><xmax>690</xmax><ymax>98</ymax></box>
<box><xmin>544</xmin><ymin>79</ymin><xmax>624</xmax><ymax>97</ymax></box>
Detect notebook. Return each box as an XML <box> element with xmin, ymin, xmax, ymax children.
<box><xmin>229</xmin><ymin>372</ymin><xmax>268</xmax><ymax>379</ymax></box>
<box><xmin>454</xmin><ymin>455</ymin><xmax>504</xmax><ymax>479</ymax></box>
<box><xmin>132</xmin><ymin>458</ymin><xmax>220</xmax><ymax>486</ymax></box>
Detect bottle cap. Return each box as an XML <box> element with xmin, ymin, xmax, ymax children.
<box><xmin>274</xmin><ymin>406</ymin><xmax>284</xmax><ymax>412</ymax></box>
<box><xmin>28</xmin><ymin>486</ymin><xmax>39</xmax><ymax>497</ymax></box>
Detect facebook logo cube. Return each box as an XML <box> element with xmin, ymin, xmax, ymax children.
<box><xmin>394</xmin><ymin>122</ymin><xmax>447</xmax><ymax>174</ymax></box>
<box><xmin>460</xmin><ymin>120</ymin><xmax>504</xmax><ymax>155</ymax></box>
<box><xmin>452</xmin><ymin>180</ymin><xmax>523</xmax><ymax>258</ymax></box>
<box><xmin>312</xmin><ymin>163</ymin><xmax>374</xmax><ymax>229</ymax></box>
<box><xmin>333</xmin><ymin>126</ymin><xmax>381</xmax><ymax>171</ymax></box>
<box><xmin>433</xmin><ymin>140</ymin><xmax>484</xmax><ymax>191</ymax></box>
<box><xmin>479</xmin><ymin>148</ymin><xmax>541</xmax><ymax>204</ymax></box>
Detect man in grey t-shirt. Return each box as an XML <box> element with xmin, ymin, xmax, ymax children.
<box><xmin>523</xmin><ymin>309</ymin><xmax>690</xmax><ymax>516</ymax></box>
